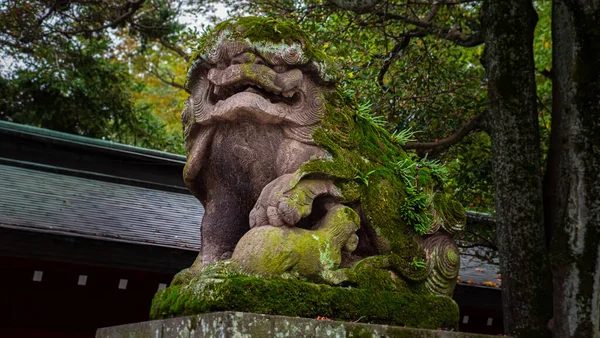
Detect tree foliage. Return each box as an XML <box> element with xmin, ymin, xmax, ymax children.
<box><xmin>0</xmin><ymin>0</ymin><xmax>553</xmax><ymax>202</ymax></box>
<box><xmin>0</xmin><ymin>0</ymin><xmax>186</xmax><ymax>153</ymax></box>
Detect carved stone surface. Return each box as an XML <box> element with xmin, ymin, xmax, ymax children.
<box><xmin>97</xmin><ymin>312</ymin><xmax>500</xmax><ymax>338</ymax></box>
<box><xmin>153</xmin><ymin>17</ymin><xmax>466</xmax><ymax>327</ymax></box>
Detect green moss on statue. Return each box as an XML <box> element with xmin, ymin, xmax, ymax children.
<box><xmin>297</xmin><ymin>91</ymin><xmax>461</xmax><ymax>283</ymax></box>
<box><xmin>187</xmin><ymin>16</ymin><xmax>339</xmax><ymax>89</ymax></box>
<box><xmin>151</xmin><ymin>265</ymin><xmax>459</xmax><ymax>330</ymax></box>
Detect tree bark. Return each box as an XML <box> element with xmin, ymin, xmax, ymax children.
<box><xmin>549</xmin><ymin>1</ymin><xmax>600</xmax><ymax>337</ymax></box>
<box><xmin>482</xmin><ymin>1</ymin><xmax>553</xmax><ymax>337</ymax></box>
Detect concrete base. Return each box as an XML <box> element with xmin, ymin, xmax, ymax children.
<box><xmin>96</xmin><ymin>312</ymin><xmax>499</xmax><ymax>338</ymax></box>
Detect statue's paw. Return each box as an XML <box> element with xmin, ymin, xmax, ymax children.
<box><xmin>249</xmin><ymin>174</ymin><xmax>294</xmax><ymax>228</ymax></box>
<box><xmin>315</xmin><ymin>205</ymin><xmax>361</xmax><ymax>253</ymax></box>
<box><xmin>250</xmin><ymin>173</ymin><xmax>342</xmax><ymax>228</ymax></box>
<box><xmin>170</xmin><ymin>254</ymin><xmax>204</xmax><ymax>286</ymax></box>
<box><xmin>276</xmin><ymin>199</ymin><xmax>303</xmax><ymax>225</ymax></box>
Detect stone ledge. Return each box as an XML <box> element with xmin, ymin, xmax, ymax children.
<box><xmin>96</xmin><ymin>312</ymin><xmax>499</xmax><ymax>338</ymax></box>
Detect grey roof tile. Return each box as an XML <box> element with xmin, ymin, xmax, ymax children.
<box><xmin>0</xmin><ymin>164</ymin><xmax>203</xmax><ymax>250</ymax></box>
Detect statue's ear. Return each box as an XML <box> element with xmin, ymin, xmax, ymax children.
<box><xmin>185</xmin><ymin>60</ymin><xmax>211</xmax><ymax>93</ymax></box>
<box><xmin>181</xmin><ymin>98</ymin><xmax>194</xmax><ymax>142</ymax></box>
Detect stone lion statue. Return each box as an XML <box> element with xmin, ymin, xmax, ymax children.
<box><xmin>153</xmin><ymin>17</ymin><xmax>466</xmax><ymax>327</ymax></box>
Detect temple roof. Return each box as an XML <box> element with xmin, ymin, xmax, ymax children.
<box><xmin>0</xmin><ymin>163</ymin><xmax>203</xmax><ymax>250</ymax></box>
<box><xmin>0</xmin><ymin>120</ymin><xmax>185</xmax><ymax>162</ymax></box>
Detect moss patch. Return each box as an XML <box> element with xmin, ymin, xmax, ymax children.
<box><xmin>186</xmin><ymin>16</ymin><xmax>340</xmax><ymax>90</ymax></box>
<box><xmin>150</xmin><ymin>274</ymin><xmax>459</xmax><ymax>330</ymax></box>
<box><xmin>296</xmin><ymin>89</ymin><xmax>466</xmax><ymax>282</ymax></box>
<box><xmin>196</xmin><ymin>17</ymin><xmax>317</xmax><ymax>58</ymax></box>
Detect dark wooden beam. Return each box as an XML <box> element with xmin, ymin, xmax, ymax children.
<box><xmin>0</xmin><ymin>228</ymin><xmax>197</xmax><ymax>274</ymax></box>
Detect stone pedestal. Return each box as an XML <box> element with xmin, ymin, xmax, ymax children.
<box><xmin>96</xmin><ymin>312</ymin><xmax>498</xmax><ymax>338</ymax></box>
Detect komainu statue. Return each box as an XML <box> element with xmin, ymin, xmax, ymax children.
<box><xmin>151</xmin><ymin>17</ymin><xmax>465</xmax><ymax>330</ymax></box>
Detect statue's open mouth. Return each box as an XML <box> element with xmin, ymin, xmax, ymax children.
<box><xmin>208</xmin><ymin>82</ymin><xmax>302</xmax><ymax>106</ymax></box>
<box><xmin>192</xmin><ymin>62</ymin><xmax>320</xmax><ymax>127</ymax></box>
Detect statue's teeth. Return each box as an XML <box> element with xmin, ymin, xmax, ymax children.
<box><xmin>214</xmin><ymin>86</ymin><xmax>222</xmax><ymax>96</ymax></box>
<box><xmin>282</xmin><ymin>91</ymin><xmax>294</xmax><ymax>98</ymax></box>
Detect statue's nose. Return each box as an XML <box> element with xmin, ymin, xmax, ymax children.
<box><xmin>231</xmin><ymin>52</ymin><xmax>265</xmax><ymax>65</ymax></box>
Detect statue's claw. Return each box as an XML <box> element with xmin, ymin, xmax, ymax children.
<box><xmin>171</xmin><ymin>268</ymin><xmax>196</xmax><ymax>286</ymax></box>
<box><xmin>267</xmin><ymin>205</ymin><xmax>286</xmax><ymax>226</ymax></box>
<box><xmin>278</xmin><ymin>199</ymin><xmax>302</xmax><ymax>225</ymax></box>
<box><xmin>249</xmin><ymin>173</ymin><xmax>342</xmax><ymax>228</ymax></box>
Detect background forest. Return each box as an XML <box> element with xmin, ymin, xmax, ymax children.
<box><xmin>2</xmin><ymin>1</ymin><xmax>599</xmax><ymax>337</ymax></box>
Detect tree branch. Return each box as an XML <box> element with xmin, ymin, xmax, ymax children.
<box><xmin>154</xmin><ymin>74</ymin><xmax>186</xmax><ymax>91</ymax></box>
<box><xmin>408</xmin><ymin>0</ymin><xmax>480</xmax><ymax>4</ymax></box>
<box><xmin>145</xmin><ymin>64</ymin><xmax>186</xmax><ymax>90</ymax></box>
<box><xmin>403</xmin><ymin>114</ymin><xmax>483</xmax><ymax>155</ymax></box>
<box><xmin>326</xmin><ymin>0</ymin><xmax>383</xmax><ymax>13</ymax></box>
<box><xmin>0</xmin><ymin>39</ymin><xmax>34</xmax><ymax>54</ymax></box>
<box><xmin>376</xmin><ymin>12</ymin><xmax>433</xmax><ymax>27</ymax></box>
<box><xmin>442</xmin><ymin>28</ymin><xmax>483</xmax><ymax>47</ymax></box>
<box><xmin>37</xmin><ymin>2</ymin><xmax>57</xmax><ymax>25</ymax></box>
<box><xmin>378</xmin><ymin>37</ymin><xmax>411</xmax><ymax>90</ymax></box>
<box><xmin>376</xmin><ymin>1</ymin><xmax>445</xmax><ymax>90</ymax></box>
<box><xmin>57</xmin><ymin>0</ymin><xmax>144</xmax><ymax>36</ymax></box>
<box><xmin>392</xmin><ymin>25</ymin><xmax>483</xmax><ymax>47</ymax></box>
<box><xmin>159</xmin><ymin>37</ymin><xmax>190</xmax><ymax>61</ymax></box>
<box><xmin>368</xmin><ymin>0</ymin><xmax>484</xmax><ymax>47</ymax></box>
<box><xmin>373</xmin><ymin>0</ymin><xmax>444</xmax><ymax>26</ymax></box>
<box><xmin>424</xmin><ymin>0</ymin><xmax>443</xmax><ymax>22</ymax></box>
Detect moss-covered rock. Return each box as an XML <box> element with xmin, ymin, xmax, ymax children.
<box><xmin>150</xmin><ymin>267</ymin><xmax>459</xmax><ymax>330</ymax></box>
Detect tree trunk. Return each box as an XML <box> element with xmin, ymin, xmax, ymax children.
<box><xmin>549</xmin><ymin>1</ymin><xmax>600</xmax><ymax>337</ymax></box>
<box><xmin>482</xmin><ymin>1</ymin><xmax>553</xmax><ymax>337</ymax></box>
